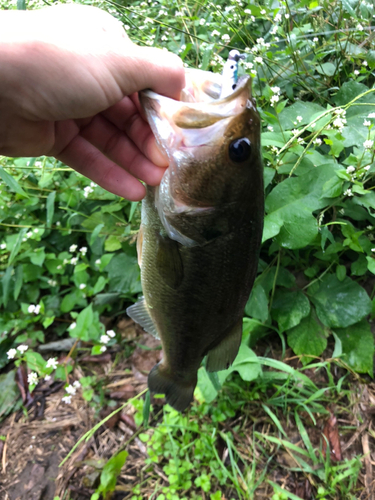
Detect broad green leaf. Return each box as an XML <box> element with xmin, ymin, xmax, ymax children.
<box><xmin>245</xmin><ymin>284</ymin><xmax>268</xmax><ymax>322</ymax></box>
<box><xmin>0</xmin><ymin>370</ymin><xmax>22</xmax><ymax>418</ymax></box>
<box><xmin>107</xmin><ymin>254</ymin><xmax>142</xmax><ymax>294</ymax></box>
<box><xmin>278</xmin><ymin>101</ymin><xmax>325</xmax><ymax>130</ymax></box>
<box><xmin>336</xmin><ymin>264</ymin><xmax>346</xmax><ymax>281</ymax></box>
<box><xmin>69</xmin><ymin>304</ymin><xmax>94</xmax><ymax>341</ymax></box>
<box><xmin>334</xmin><ymin>320</ymin><xmax>373</xmax><ymax>375</ymax></box>
<box><xmin>310</xmin><ymin>275</ymin><xmax>371</xmax><ymax>328</ymax></box>
<box><xmin>0</xmin><ymin>166</ymin><xmax>27</xmax><ymax>196</ymax></box>
<box><xmin>218</xmin><ymin>344</ymin><xmax>261</xmax><ymax>383</ymax></box>
<box><xmin>271</xmin><ymin>290</ymin><xmax>310</xmax><ymax>332</ymax></box>
<box><xmin>30</xmin><ymin>249</ymin><xmax>45</xmax><ymax>267</ymax></box>
<box><xmin>351</xmin><ymin>255</ymin><xmax>368</xmax><ymax>276</ymax></box>
<box><xmin>264</xmin><ymin>164</ymin><xmax>337</xmax><ymax>248</ymax></box>
<box><xmin>287</xmin><ymin>310</ymin><xmax>328</xmax><ymax>364</ymax></box>
<box><xmin>316</xmin><ymin>62</ymin><xmax>336</xmax><ymax>77</ymax></box>
<box><xmin>195</xmin><ymin>367</ymin><xmax>219</xmax><ymax>403</ymax></box>
<box><xmin>92</xmin><ymin>276</ymin><xmax>107</xmax><ymax>295</ymax></box>
<box><xmin>61</xmin><ymin>289</ymin><xmax>87</xmax><ymax>313</ymax></box>
<box><xmin>367</xmin><ymin>256</ymin><xmax>375</xmax><ymax>275</ymax></box>
<box><xmin>104</xmin><ymin>235</ymin><xmax>122</xmax><ymax>252</ymax></box>
<box><xmin>46</xmin><ymin>191</ymin><xmax>56</xmax><ymax>228</ymax></box>
<box><xmin>24</xmin><ymin>351</ymin><xmax>47</xmax><ymax>373</ymax></box>
<box><xmin>13</xmin><ymin>265</ymin><xmax>23</xmax><ymax>300</ymax></box>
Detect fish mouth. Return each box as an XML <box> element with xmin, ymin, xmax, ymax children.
<box><xmin>139</xmin><ymin>69</ymin><xmax>254</xmax><ymax>154</ymax></box>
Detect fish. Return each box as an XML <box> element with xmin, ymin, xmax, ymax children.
<box><xmin>127</xmin><ymin>64</ymin><xmax>263</xmax><ymax>412</ymax></box>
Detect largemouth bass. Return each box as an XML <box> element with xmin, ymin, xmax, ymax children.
<box><xmin>127</xmin><ymin>65</ymin><xmax>263</xmax><ymax>412</ymax></box>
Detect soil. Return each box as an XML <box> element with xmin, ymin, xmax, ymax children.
<box><xmin>0</xmin><ymin>321</ymin><xmax>374</xmax><ymax>500</ymax></box>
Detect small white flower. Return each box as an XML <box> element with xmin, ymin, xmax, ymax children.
<box><xmin>90</xmin><ymin>182</ymin><xmax>97</xmax><ymax>188</ymax></box>
<box><xmin>363</xmin><ymin>61</ymin><xmax>368</xmax><ymax>66</ymax></box>
<box><xmin>364</xmin><ymin>139</ymin><xmax>374</xmax><ymax>149</ymax></box>
<box><xmin>66</xmin><ymin>384</ymin><xmax>77</xmax><ymax>395</ymax></box>
<box><xmin>48</xmin><ymin>279</ymin><xmax>57</xmax><ymax>286</ymax></box>
<box><xmin>46</xmin><ymin>358</ymin><xmax>58</xmax><ymax>370</ymax></box>
<box><xmin>17</xmin><ymin>345</ymin><xmax>28</xmax><ymax>354</ymax></box>
<box><xmin>274</xmin><ymin>13</ymin><xmax>282</xmax><ymax>23</ymax></box>
<box><xmin>267</xmin><ymin>126</ymin><xmax>274</xmax><ymax>132</ymax></box>
<box><xmin>100</xmin><ymin>334</ymin><xmax>110</xmax><ymax>344</ymax></box>
<box><xmin>199</xmin><ymin>18</ymin><xmax>205</xmax><ymax>25</ymax></box>
<box><xmin>79</xmin><ymin>284</ymin><xmax>86</xmax><ymax>290</ymax></box>
<box><xmin>79</xmin><ymin>247</ymin><xmax>87</xmax><ymax>255</ymax></box>
<box><xmin>354</xmin><ymin>70</ymin><xmax>360</xmax><ymax>76</ymax></box>
<box><xmin>69</xmin><ymin>322</ymin><xmax>77</xmax><ymax>330</ymax></box>
<box><xmin>271</xmin><ymin>86</ymin><xmax>281</xmax><ymax>94</ymax></box>
<box><xmin>372</xmin><ymin>248</ymin><xmax>375</xmax><ymax>252</ymax></box>
<box><xmin>7</xmin><ymin>348</ymin><xmax>17</xmax><ymax>359</ymax></box>
<box><xmin>271</xmin><ymin>25</ymin><xmax>278</xmax><ymax>35</ymax></box>
<box><xmin>56</xmin><ymin>221</ymin><xmax>61</xmax><ymax>227</ymax></box>
<box><xmin>33</xmin><ymin>228</ymin><xmax>39</xmax><ymax>234</ymax></box>
<box><xmin>95</xmin><ymin>259</ymin><xmax>101</xmax><ymax>265</ymax></box>
<box><xmin>346</xmin><ymin>166</ymin><xmax>355</xmax><ymax>173</ymax></box>
<box><xmin>34</xmin><ymin>304</ymin><xmax>41</xmax><ymax>314</ymax></box>
<box><xmin>221</xmin><ymin>34</ymin><xmax>230</xmax><ymax>42</ymax></box>
<box><xmin>363</xmin><ymin>119</ymin><xmax>371</xmax><ymax>126</ymax></box>
<box><xmin>28</xmin><ymin>372</ymin><xmax>38</xmax><ymax>385</ymax></box>
<box><xmin>254</xmin><ymin>56</ymin><xmax>263</xmax><ymax>64</ymax></box>
<box><xmin>107</xmin><ymin>330</ymin><xmax>116</xmax><ymax>338</ymax></box>
<box><xmin>44</xmin><ymin>374</ymin><xmax>51</xmax><ymax>381</ymax></box>
<box><xmin>211</xmin><ymin>30</ymin><xmax>220</xmax><ymax>37</ymax></box>
<box><xmin>296</xmin><ymin>116</ymin><xmax>303</xmax><ymax>123</ymax></box>
<box><xmin>313</xmin><ymin>37</ymin><xmax>318</xmax><ymax>42</ymax></box>
<box><xmin>83</xmin><ymin>186</ymin><xmax>94</xmax><ymax>198</ymax></box>
<box><xmin>73</xmin><ymin>381</ymin><xmax>81</xmax><ymax>389</ymax></box>
<box><xmin>285</xmin><ymin>13</ymin><xmax>290</xmax><ymax>19</ymax></box>
<box><xmin>0</xmin><ymin>243</ymin><xmax>6</xmax><ymax>249</ymax></box>
<box><xmin>368</xmin><ymin>113</ymin><xmax>375</xmax><ymax>118</ymax></box>
<box><xmin>357</xmin><ymin>24</ymin><xmax>364</xmax><ymax>31</ymax></box>
<box><xmin>344</xmin><ymin>188</ymin><xmax>353</xmax><ymax>197</ymax></box>
<box><xmin>314</xmin><ymin>138</ymin><xmax>322</xmax><ymax>146</ymax></box>
<box><xmin>26</xmin><ymin>231</ymin><xmax>33</xmax><ymax>238</ymax></box>
<box><xmin>260</xmin><ymin>9</ymin><xmax>266</xmax><ymax>15</ymax></box>
<box><xmin>364</xmin><ymin>165</ymin><xmax>371</xmax><ymax>171</ymax></box>
<box><xmin>100</xmin><ymin>346</ymin><xmax>107</xmax><ymax>353</ymax></box>
<box><xmin>270</xmin><ymin>95</ymin><xmax>280</xmax><ymax>106</ymax></box>
<box><xmin>251</xmin><ymin>15</ymin><xmax>255</xmax><ymax>22</ymax></box>
<box><xmin>69</xmin><ymin>244</ymin><xmax>77</xmax><ymax>252</ymax></box>
<box><xmin>71</xmin><ymin>257</ymin><xmax>78</xmax><ymax>265</ymax></box>
<box><xmin>28</xmin><ymin>304</ymin><xmax>36</xmax><ymax>313</ymax></box>
<box><xmin>244</xmin><ymin>8</ymin><xmax>251</xmax><ymax>14</ymax></box>
<box><xmin>62</xmin><ymin>395</ymin><xmax>72</xmax><ymax>404</ymax></box>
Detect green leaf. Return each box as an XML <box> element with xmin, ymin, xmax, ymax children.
<box><xmin>9</xmin><ymin>228</ymin><xmax>27</xmax><ymax>265</ymax></box>
<box><xmin>2</xmin><ymin>265</ymin><xmax>13</xmax><ymax>308</ymax></box>
<box><xmin>271</xmin><ymin>291</ymin><xmax>310</xmax><ymax>333</ymax></box>
<box><xmin>90</xmin><ymin>223</ymin><xmax>104</xmax><ymax>246</ymax></box>
<box><xmin>107</xmin><ymin>254</ymin><xmax>142</xmax><ymax>294</ymax></box>
<box><xmin>61</xmin><ymin>289</ymin><xmax>87</xmax><ymax>313</ymax></box>
<box><xmin>13</xmin><ymin>265</ymin><xmax>23</xmax><ymax>300</ymax></box>
<box><xmin>351</xmin><ymin>255</ymin><xmax>368</xmax><ymax>276</ymax></box>
<box><xmin>17</xmin><ymin>0</ymin><xmax>26</xmax><ymax>9</ymax></box>
<box><xmin>30</xmin><ymin>249</ymin><xmax>45</xmax><ymax>267</ymax></box>
<box><xmin>104</xmin><ymin>235</ymin><xmax>122</xmax><ymax>252</ymax></box>
<box><xmin>46</xmin><ymin>191</ymin><xmax>56</xmax><ymax>228</ymax></box>
<box><xmin>334</xmin><ymin>320</ymin><xmax>373</xmax><ymax>375</ymax></box>
<box><xmin>278</xmin><ymin>101</ymin><xmax>325</xmax><ymax>130</ymax></box>
<box><xmin>98</xmin><ymin>451</ymin><xmax>128</xmax><ymax>494</ymax></box>
<box><xmin>310</xmin><ymin>275</ymin><xmax>371</xmax><ymax>328</ymax></box>
<box><xmin>245</xmin><ymin>284</ymin><xmax>268</xmax><ymax>322</ymax></box>
<box><xmin>0</xmin><ymin>370</ymin><xmax>22</xmax><ymax>418</ymax></box>
<box><xmin>195</xmin><ymin>367</ymin><xmax>219</xmax><ymax>403</ymax></box>
<box><xmin>70</xmin><ymin>304</ymin><xmax>94</xmax><ymax>341</ymax></box>
<box><xmin>143</xmin><ymin>390</ymin><xmax>150</xmax><ymax>428</ymax></box>
<box><xmin>218</xmin><ymin>344</ymin><xmax>261</xmax><ymax>383</ymax></box>
<box><xmin>24</xmin><ymin>351</ymin><xmax>47</xmax><ymax>373</ymax></box>
<box><xmin>367</xmin><ymin>256</ymin><xmax>375</xmax><ymax>275</ymax></box>
<box><xmin>0</xmin><ymin>166</ymin><xmax>28</xmax><ymax>196</ymax></box>
<box><xmin>316</xmin><ymin>62</ymin><xmax>336</xmax><ymax>77</ymax></box>
<box><xmin>92</xmin><ymin>276</ymin><xmax>107</xmax><ymax>295</ymax></box>
<box><xmin>287</xmin><ymin>310</ymin><xmax>328</xmax><ymax>364</ymax></box>
<box><xmin>336</xmin><ymin>264</ymin><xmax>346</xmax><ymax>281</ymax></box>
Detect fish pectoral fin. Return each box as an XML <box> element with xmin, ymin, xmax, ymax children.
<box><xmin>148</xmin><ymin>363</ymin><xmax>196</xmax><ymax>412</ymax></box>
<box><xmin>205</xmin><ymin>318</ymin><xmax>242</xmax><ymax>372</ymax></box>
<box><xmin>156</xmin><ymin>233</ymin><xmax>184</xmax><ymax>289</ymax></box>
<box><xmin>136</xmin><ymin>224</ymin><xmax>144</xmax><ymax>268</ymax></box>
<box><xmin>126</xmin><ymin>298</ymin><xmax>159</xmax><ymax>339</ymax></box>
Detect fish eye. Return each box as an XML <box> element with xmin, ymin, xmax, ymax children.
<box><xmin>228</xmin><ymin>138</ymin><xmax>252</xmax><ymax>163</ymax></box>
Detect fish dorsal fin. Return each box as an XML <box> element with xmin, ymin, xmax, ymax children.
<box><xmin>205</xmin><ymin>318</ymin><xmax>242</xmax><ymax>372</ymax></box>
<box><xmin>156</xmin><ymin>233</ymin><xmax>184</xmax><ymax>289</ymax></box>
<box><xmin>126</xmin><ymin>298</ymin><xmax>159</xmax><ymax>339</ymax></box>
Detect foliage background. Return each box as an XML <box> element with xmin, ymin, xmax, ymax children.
<box><xmin>0</xmin><ymin>0</ymin><xmax>374</xmax><ymax>498</ymax></box>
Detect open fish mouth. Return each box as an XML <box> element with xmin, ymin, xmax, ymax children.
<box><xmin>139</xmin><ymin>69</ymin><xmax>255</xmax><ymax>154</ymax></box>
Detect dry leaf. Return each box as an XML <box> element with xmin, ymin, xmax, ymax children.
<box><xmin>322</xmin><ymin>412</ymin><xmax>342</xmax><ymax>461</ymax></box>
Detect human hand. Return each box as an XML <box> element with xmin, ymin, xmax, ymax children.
<box><xmin>0</xmin><ymin>5</ymin><xmax>185</xmax><ymax>200</ymax></box>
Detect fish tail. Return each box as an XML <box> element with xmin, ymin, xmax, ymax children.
<box><xmin>148</xmin><ymin>363</ymin><xmax>196</xmax><ymax>412</ymax></box>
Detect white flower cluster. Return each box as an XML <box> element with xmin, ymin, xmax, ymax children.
<box><xmin>332</xmin><ymin>109</ymin><xmax>347</xmax><ymax>133</ymax></box>
<box><xmin>7</xmin><ymin>344</ymin><xmax>29</xmax><ymax>359</ymax></box>
<box><xmin>270</xmin><ymin>86</ymin><xmax>281</xmax><ymax>107</ymax></box>
<box><xmin>98</xmin><ymin>329</ymin><xmax>116</xmax><ymax>353</ymax></box>
<box><xmin>344</xmin><ymin>188</ymin><xmax>353</xmax><ymax>197</ymax></box>
<box><xmin>83</xmin><ymin>182</ymin><xmax>97</xmax><ymax>198</ymax></box>
<box><xmin>62</xmin><ymin>380</ymin><xmax>81</xmax><ymax>404</ymax></box>
<box><xmin>28</xmin><ymin>304</ymin><xmax>41</xmax><ymax>314</ymax></box>
<box><xmin>364</xmin><ymin>139</ymin><xmax>374</xmax><ymax>150</ymax></box>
